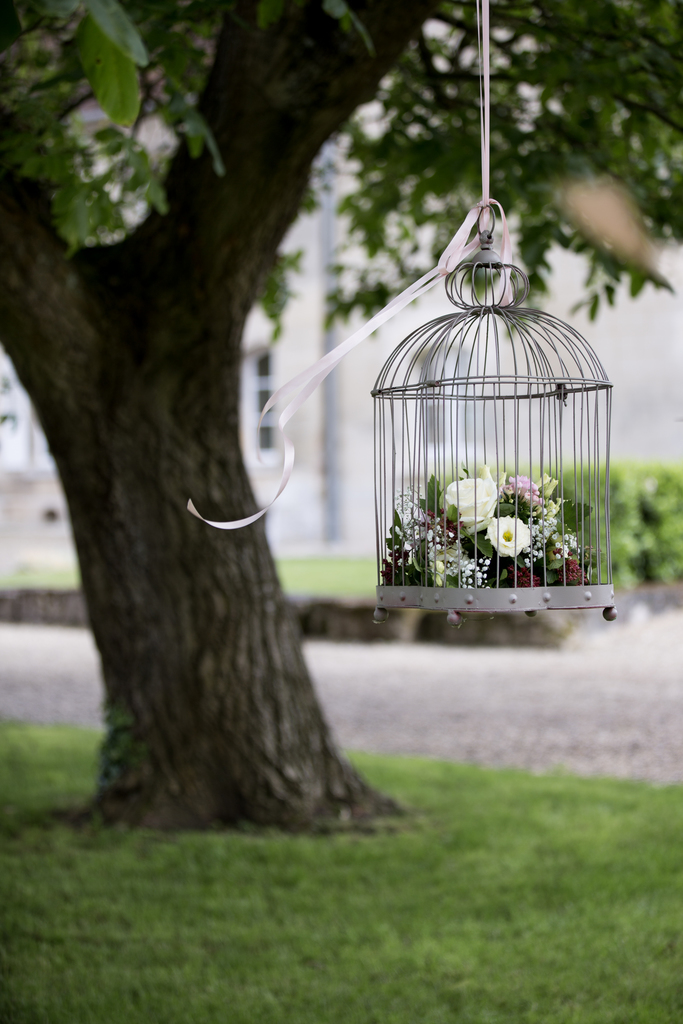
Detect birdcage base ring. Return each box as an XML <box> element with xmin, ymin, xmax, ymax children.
<box><xmin>376</xmin><ymin>584</ymin><xmax>615</xmax><ymax>614</ymax></box>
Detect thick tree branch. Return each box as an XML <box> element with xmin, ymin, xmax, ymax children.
<box><xmin>125</xmin><ymin>0</ymin><xmax>441</xmax><ymax>309</ymax></box>
<box><xmin>615</xmin><ymin>95</ymin><xmax>683</xmax><ymax>136</ymax></box>
<box><xmin>0</xmin><ymin>176</ymin><xmax>103</xmax><ymax>402</ymax></box>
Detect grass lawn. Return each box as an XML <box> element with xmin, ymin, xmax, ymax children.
<box><xmin>0</xmin><ymin>567</ymin><xmax>81</xmax><ymax>589</ymax></box>
<box><xmin>0</xmin><ymin>559</ymin><xmax>378</xmax><ymax>597</ymax></box>
<box><xmin>2</xmin><ymin>723</ymin><xmax>683</xmax><ymax>1023</ymax></box>
<box><xmin>276</xmin><ymin>558</ymin><xmax>377</xmax><ymax>597</ymax></box>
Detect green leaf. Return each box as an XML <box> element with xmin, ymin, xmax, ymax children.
<box><xmin>629</xmin><ymin>269</ymin><xmax>647</xmax><ymax>298</ymax></box>
<box><xmin>473</xmin><ymin>534</ymin><xmax>493</xmax><ymax>559</ymax></box>
<box><xmin>146</xmin><ymin>178</ymin><xmax>168</xmax><ymax>216</ymax></box>
<box><xmin>77</xmin><ymin>15</ymin><xmax>140</xmax><ymax>126</ymax></box>
<box><xmin>499</xmin><ymin>569</ymin><xmax>508</xmax><ymax>582</ymax></box>
<box><xmin>446</xmin><ymin>503</ymin><xmax>458</xmax><ymax>523</ymax></box>
<box><xmin>561</xmin><ymin>500</ymin><xmax>592</xmax><ymax>533</ymax></box>
<box><xmin>186</xmin><ymin>133</ymin><xmax>203</xmax><ymax>159</ymax></box>
<box><xmin>322</xmin><ymin>0</ymin><xmax>375</xmax><ymax>55</ymax></box>
<box><xmin>385</xmin><ymin>509</ymin><xmax>404</xmax><ymax>552</ymax></box>
<box><xmin>546</xmin><ymin>569</ymin><xmax>558</xmax><ymax>584</ymax></box>
<box><xmin>31</xmin><ymin>0</ymin><xmax>80</xmax><ymax>16</ymax></box>
<box><xmin>425</xmin><ymin>474</ymin><xmax>442</xmax><ymax>515</ymax></box>
<box><xmin>496</xmin><ymin>502</ymin><xmax>517</xmax><ymax>516</ymax></box>
<box><xmin>345</xmin><ymin>7</ymin><xmax>375</xmax><ymax>55</ymax></box>
<box><xmin>84</xmin><ymin>0</ymin><xmax>148</xmax><ymax>66</ymax></box>
<box><xmin>460</xmin><ymin>535</ymin><xmax>475</xmax><ymax>557</ymax></box>
<box><xmin>260</xmin><ymin>250</ymin><xmax>302</xmax><ymax>339</ymax></box>
<box><xmin>179</xmin><ymin>106</ymin><xmax>225</xmax><ymax>177</ymax></box>
<box><xmin>256</xmin><ymin>0</ymin><xmax>283</xmax><ymax>29</ymax></box>
<box><xmin>0</xmin><ymin>0</ymin><xmax>21</xmax><ymax>53</ymax></box>
<box><xmin>52</xmin><ymin>184</ymin><xmax>90</xmax><ymax>254</ymax></box>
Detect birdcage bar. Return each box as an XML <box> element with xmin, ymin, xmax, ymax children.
<box><xmin>373</xmin><ymin>244</ymin><xmax>616</xmax><ymax>621</ymax></box>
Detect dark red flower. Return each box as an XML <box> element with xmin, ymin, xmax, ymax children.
<box><xmin>381</xmin><ymin>550</ymin><xmax>408</xmax><ymax>585</ymax></box>
<box><xmin>514</xmin><ymin>566</ymin><xmax>541</xmax><ymax>588</ymax></box>
<box><xmin>562</xmin><ymin>557</ymin><xmax>583</xmax><ymax>585</ymax></box>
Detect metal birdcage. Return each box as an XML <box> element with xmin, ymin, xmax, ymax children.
<box><xmin>372</xmin><ymin>230</ymin><xmax>617</xmax><ymax>626</ymax></box>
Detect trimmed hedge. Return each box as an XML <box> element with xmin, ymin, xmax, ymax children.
<box><xmin>609</xmin><ymin>462</ymin><xmax>683</xmax><ymax>588</ymax></box>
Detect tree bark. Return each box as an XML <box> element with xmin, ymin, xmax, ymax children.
<box><xmin>0</xmin><ymin>0</ymin><xmax>438</xmax><ymax>827</ymax></box>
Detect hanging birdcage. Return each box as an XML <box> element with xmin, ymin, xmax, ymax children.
<box><xmin>372</xmin><ymin>228</ymin><xmax>617</xmax><ymax>626</ymax></box>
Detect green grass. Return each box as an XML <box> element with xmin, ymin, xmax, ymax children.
<box><xmin>0</xmin><ymin>559</ymin><xmax>377</xmax><ymax>597</ymax></box>
<box><xmin>276</xmin><ymin>557</ymin><xmax>376</xmax><ymax>597</ymax></box>
<box><xmin>0</xmin><ymin>567</ymin><xmax>81</xmax><ymax>589</ymax></box>
<box><xmin>2</xmin><ymin>723</ymin><xmax>683</xmax><ymax>1022</ymax></box>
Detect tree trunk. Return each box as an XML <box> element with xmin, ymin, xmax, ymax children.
<box><xmin>64</xmin><ymin>328</ymin><xmax>383</xmax><ymax>829</ymax></box>
<box><xmin>0</xmin><ymin>0</ymin><xmax>439</xmax><ymax>827</ymax></box>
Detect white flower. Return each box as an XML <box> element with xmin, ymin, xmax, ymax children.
<box><xmin>445</xmin><ymin>465</ymin><xmax>499</xmax><ymax>533</ymax></box>
<box><xmin>486</xmin><ymin>516</ymin><xmax>531</xmax><ymax>557</ymax></box>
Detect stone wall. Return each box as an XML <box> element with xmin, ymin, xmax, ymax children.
<box><xmin>2</xmin><ymin>584</ymin><xmax>682</xmax><ymax>646</ymax></box>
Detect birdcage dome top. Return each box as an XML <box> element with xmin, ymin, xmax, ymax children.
<box><xmin>372</xmin><ymin>246</ymin><xmax>611</xmax><ymax>399</ymax></box>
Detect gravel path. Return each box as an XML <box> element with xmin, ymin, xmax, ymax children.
<box><xmin>1</xmin><ymin>615</ymin><xmax>682</xmax><ymax>783</ymax></box>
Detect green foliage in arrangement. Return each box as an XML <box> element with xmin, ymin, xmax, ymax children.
<box><xmin>3</xmin><ymin>721</ymin><xmax>683</xmax><ymax>1023</ymax></box>
<box><xmin>384</xmin><ymin>468</ymin><xmax>591</xmax><ymax>590</ymax></box>
<box><xmin>609</xmin><ymin>462</ymin><xmax>683</xmax><ymax>589</ymax></box>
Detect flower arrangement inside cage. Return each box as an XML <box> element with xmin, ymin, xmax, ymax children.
<box><xmin>373</xmin><ymin>240</ymin><xmax>617</xmax><ymax>624</ymax></box>
<box><xmin>384</xmin><ymin>467</ymin><xmax>592</xmax><ymax>592</ymax></box>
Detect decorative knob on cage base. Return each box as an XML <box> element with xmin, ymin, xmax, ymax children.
<box><xmin>373</xmin><ymin>606</ymin><xmax>389</xmax><ymax>624</ymax></box>
<box><xmin>447</xmin><ymin>610</ymin><xmax>463</xmax><ymax>628</ymax></box>
<box><xmin>603</xmin><ymin>606</ymin><xmax>618</xmax><ymax>622</ymax></box>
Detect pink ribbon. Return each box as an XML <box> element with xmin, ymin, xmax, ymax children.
<box><xmin>188</xmin><ymin>197</ymin><xmax>513</xmax><ymax>530</ymax></box>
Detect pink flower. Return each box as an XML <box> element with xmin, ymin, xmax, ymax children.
<box><xmin>504</xmin><ymin>475</ymin><xmax>541</xmax><ymax>505</ymax></box>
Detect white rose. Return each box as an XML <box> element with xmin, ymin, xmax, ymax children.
<box><xmin>445</xmin><ymin>465</ymin><xmax>499</xmax><ymax>533</ymax></box>
<box><xmin>486</xmin><ymin>515</ymin><xmax>531</xmax><ymax>556</ymax></box>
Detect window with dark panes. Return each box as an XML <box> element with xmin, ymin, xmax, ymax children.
<box><xmin>256</xmin><ymin>352</ymin><xmax>275</xmax><ymax>452</ymax></box>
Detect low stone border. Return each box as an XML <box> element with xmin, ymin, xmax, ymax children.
<box><xmin>292</xmin><ymin>597</ymin><xmax>576</xmax><ymax>646</ymax></box>
<box><xmin>0</xmin><ymin>588</ymin><xmax>89</xmax><ymax>628</ymax></box>
<box><xmin>2</xmin><ymin>583</ymin><xmax>682</xmax><ymax>646</ymax></box>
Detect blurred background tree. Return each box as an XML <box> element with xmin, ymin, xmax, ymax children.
<box><xmin>0</xmin><ymin>0</ymin><xmax>681</xmax><ymax>828</ymax></box>
<box><xmin>336</xmin><ymin>0</ymin><xmax>682</xmax><ymax>319</ymax></box>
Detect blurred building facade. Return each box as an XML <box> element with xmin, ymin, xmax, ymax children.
<box><xmin>2</xmin><ymin>182</ymin><xmax>683</xmax><ymax>576</ymax></box>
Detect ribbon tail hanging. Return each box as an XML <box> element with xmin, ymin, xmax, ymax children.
<box><xmin>189</xmin><ymin>0</ymin><xmax>517</xmax><ymax>530</ymax></box>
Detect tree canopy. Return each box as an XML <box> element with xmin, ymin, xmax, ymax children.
<box><xmin>2</xmin><ymin>0</ymin><xmax>683</xmax><ymax>325</ymax></box>
<box><xmin>338</xmin><ymin>0</ymin><xmax>683</xmax><ymax>319</ymax></box>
